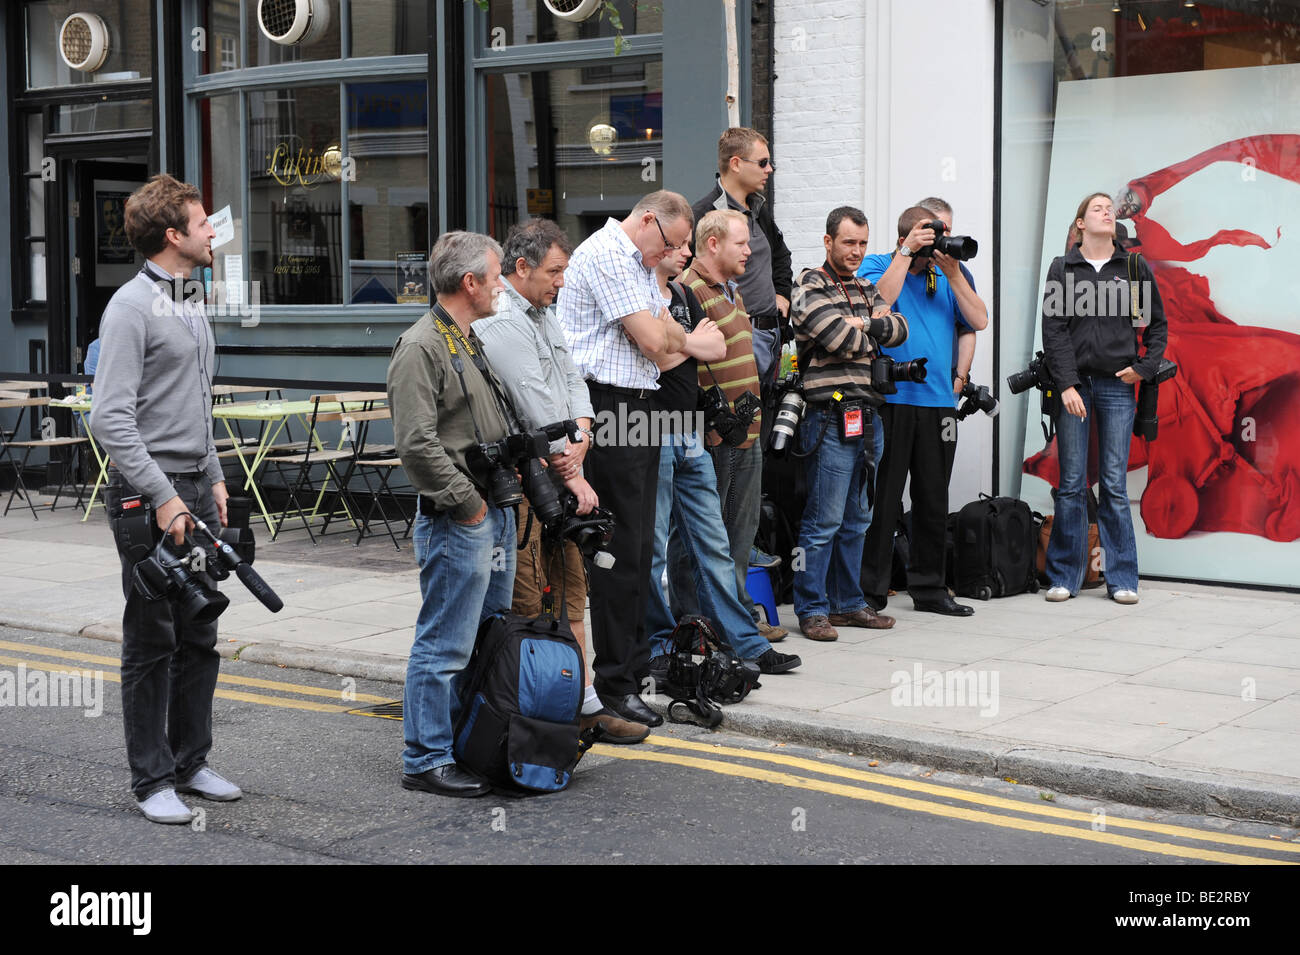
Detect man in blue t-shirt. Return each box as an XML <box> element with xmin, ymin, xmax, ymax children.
<box><xmin>857</xmin><ymin>204</ymin><xmax>988</xmax><ymax>616</ymax></box>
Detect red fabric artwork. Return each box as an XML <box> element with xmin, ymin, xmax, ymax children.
<box><xmin>1024</xmin><ymin>135</ymin><xmax>1300</xmax><ymax>542</ymax></box>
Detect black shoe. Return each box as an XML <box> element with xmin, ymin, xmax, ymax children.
<box><xmin>754</xmin><ymin>648</ymin><xmax>802</xmax><ymax>674</ymax></box>
<box><xmin>600</xmin><ymin>692</ymin><xmax>664</xmax><ymax>728</ymax></box>
<box><xmin>864</xmin><ymin>594</ymin><xmax>888</xmax><ymax>613</ymax></box>
<box><xmin>912</xmin><ymin>595</ymin><xmax>974</xmax><ymax>617</ymax></box>
<box><xmin>402</xmin><ymin>764</ymin><xmax>491</xmax><ymax>798</ymax></box>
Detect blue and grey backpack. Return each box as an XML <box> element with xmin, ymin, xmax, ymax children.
<box><xmin>453</xmin><ymin>608</ymin><xmax>592</xmax><ymax>793</ymax></box>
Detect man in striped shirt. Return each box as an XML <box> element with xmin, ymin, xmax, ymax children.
<box><xmin>670</xmin><ymin>210</ymin><xmax>774</xmax><ymax>639</ymax></box>
<box><xmin>557</xmin><ymin>191</ymin><xmax>691</xmax><ymax>729</ymax></box>
<box><xmin>789</xmin><ymin>206</ymin><xmax>909</xmax><ymax>642</ymax></box>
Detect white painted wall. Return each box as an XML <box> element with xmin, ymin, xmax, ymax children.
<box><xmin>773</xmin><ymin>0</ymin><xmax>998</xmax><ymax>507</ymax></box>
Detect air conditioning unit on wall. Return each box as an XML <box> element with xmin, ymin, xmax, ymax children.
<box><xmin>544</xmin><ymin>0</ymin><xmax>604</xmax><ymax>23</ymax></box>
<box><xmin>257</xmin><ymin>0</ymin><xmax>331</xmax><ymax>46</ymax></box>
<box><xmin>59</xmin><ymin>13</ymin><xmax>111</xmax><ymax>73</ymax></box>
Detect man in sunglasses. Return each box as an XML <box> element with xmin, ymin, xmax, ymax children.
<box><xmin>692</xmin><ymin>126</ymin><xmax>793</xmax><ymax>642</ymax></box>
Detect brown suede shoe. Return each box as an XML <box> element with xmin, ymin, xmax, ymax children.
<box><xmin>798</xmin><ymin>615</ymin><xmax>839</xmax><ymax>641</ymax></box>
<box><xmin>580</xmin><ymin>709</ymin><xmax>650</xmax><ymax>745</ymax></box>
<box><xmin>828</xmin><ymin>607</ymin><xmax>896</xmax><ymax>630</ymax></box>
<box><xmin>756</xmin><ymin>619</ymin><xmax>788</xmax><ymax>642</ymax></box>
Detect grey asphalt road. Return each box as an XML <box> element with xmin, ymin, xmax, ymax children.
<box><xmin>2</xmin><ymin>625</ymin><xmax>1297</xmax><ymax>869</ymax></box>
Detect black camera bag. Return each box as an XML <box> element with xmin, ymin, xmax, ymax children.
<box><xmin>950</xmin><ymin>495</ymin><xmax>1040</xmax><ymax>600</ymax></box>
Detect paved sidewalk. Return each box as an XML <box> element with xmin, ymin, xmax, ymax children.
<box><xmin>3</xmin><ymin>497</ymin><xmax>1298</xmax><ymax>824</ymax></box>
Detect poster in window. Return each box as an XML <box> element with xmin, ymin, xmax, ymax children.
<box><xmin>96</xmin><ymin>190</ymin><xmax>134</xmax><ymax>265</ymax></box>
<box><xmin>1019</xmin><ymin>64</ymin><xmax>1300</xmax><ymax>587</ymax></box>
<box><xmin>396</xmin><ymin>251</ymin><xmax>428</xmax><ymax>304</ymax></box>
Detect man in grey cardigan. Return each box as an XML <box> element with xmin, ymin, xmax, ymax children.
<box><xmin>90</xmin><ymin>174</ymin><xmax>238</xmax><ymax>825</ymax></box>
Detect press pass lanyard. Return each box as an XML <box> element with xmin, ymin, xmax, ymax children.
<box><xmin>818</xmin><ymin>263</ymin><xmax>869</xmax><ymax>316</ymax></box>
<box><xmin>431</xmin><ymin>303</ymin><xmax>517</xmax><ymax>441</ymax></box>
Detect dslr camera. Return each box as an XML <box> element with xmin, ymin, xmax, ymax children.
<box><xmin>871</xmin><ymin>354</ymin><xmax>928</xmax><ymax>396</ymax></box>
<box><xmin>471</xmin><ymin>420</ymin><xmax>580</xmax><ymax>510</ymax></box>
<box><xmin>956</xmin><ymin>380</ymin><xmax>1000</xmax><ymax>421</ymax></box>
<box><xmin>701</xmin><ymin>386</ymin><xmax>761</xmax><ymax>447</ymax></box>
<box><xmin>923</xmin><ymin>220</ymin><xmax>978</xmax><ymax>261</ymax></box>
<box><xmin>541</xmin><ymin>490</ymin><xmax>617</xmax><ymax>570</ymax></box>
<box><xmin>766</xmin><ymin>372</ymin><xmax>806</xmax><ymax>455</ymax></box>
<box><xmin>1006</xmin><ymin>350</ymin><xmax>1054</xmax><ymax>396</ymax></box>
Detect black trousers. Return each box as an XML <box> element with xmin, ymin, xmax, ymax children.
<box><xmin>861</xmin><ymin>404</ymin><xmax>957</xmax><ymax>607</ymax></box>
<box><xmin>583</xmin><ymin>384</ymin><xmax>660</xmax><ymax>697</ymax></box>
<box><xmin>105</xmin><ymin>469</ymin><xmax>222</xmax><ymax>800</ymax></box>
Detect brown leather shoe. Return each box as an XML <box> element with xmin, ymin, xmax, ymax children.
<box><xmin>580</xmin><ymin>709</ymin><xmax>650</xmax><ymax>745</ymax></box>
<box><xmin>828</xmin><ymin>607</ymin><xmax>896</xmax><ymax>630</ymax></box>
<box><xmin>756</xmin><ymin>619</ymin><xmax>788</xmax><ymax>642</ymax></box>
<box><xmin>798</xmin><ymin>615</ymin><xmax>839</xmax><ymax>641</ymax></box>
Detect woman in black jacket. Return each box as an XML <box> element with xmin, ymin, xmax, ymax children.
<box><xmin>1040</xmin><ymin>192</ymin><xmax>1167</xmax><ymax>605</ymax></box>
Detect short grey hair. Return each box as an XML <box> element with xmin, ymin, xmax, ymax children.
<box><xmin>631</xmin><ymin>190</ymin><xmax>693</xmax><ymax>228</ymax></box>
<box><xmin>918</xmin><ymin>196</ymin><xmax>953</xmax><ymax>218</ymax></box>
<box><xmin>501</xmin><ymin>218</ymin><xmax>573</xmax><ymax>276</ymax></box>
<box><xmin>428</xmin><ymin>231</ymin><xmax>503</xmax><ymax>296</ymax></box>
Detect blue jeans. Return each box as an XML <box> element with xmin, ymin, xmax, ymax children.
<box><xmin>793</xmin><ymin>406</ymin><xmax>884</xmax><ymax>619</ymax></box>
<box><xmin>404</xmin><ymin>505</ymin><xmax>516</xmax><ymax>775</ymax></box>
<box><xmin>1046</xmin><ymin>375</ymin><xmax>1139</xmax><ymax>595</ymax></box>
<box><xmin>651</xmin><ymin>435</ymin><xmax>768</xmax><ymax>662</ymax></box>
<box><xmin>670</xmin><ymin>439</ymin><xmax>764</xmax><ymax>621</ymax></box>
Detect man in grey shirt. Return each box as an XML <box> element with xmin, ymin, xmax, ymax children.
<box><xmin>476</xmin><ymin>218</ymin><xmax>649</xmax><ymax>744</ymax></box>
<box><xmin>90</xmin><ymin>174</ymin><xmax>240</xmax><ymax>824</ymax></box>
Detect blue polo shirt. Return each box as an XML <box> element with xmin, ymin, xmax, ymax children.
<box><xmin>857</xmin><ymin>253</ymin><xmax>972</xmax><ymax>408</ymax></box>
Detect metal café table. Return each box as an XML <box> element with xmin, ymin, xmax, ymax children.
<box><xmin>211</xmin><ymin>399</ymin><xmax>372</xmax><ymax>535</ymax></box>
<box><xmin>46</xmin><ymin>395</ymin><xmax>107</xmax><ymax>520</ymax></box>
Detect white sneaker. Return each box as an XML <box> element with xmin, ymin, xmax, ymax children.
<box><xmin>1044</xmin><ymin>586</ymin><xmax>1071</xmax><ymax>602</ymax></box>
<box><xmin>1111</xmin><ymin>589</ymin><xmax>1139</xmax><ymax>605</ymax></box>
<box><xmin>137</xmin><ymin>787</ymin><xmax>194</xmax><ymax>825</ymax></box>
<box><xmin>177</xmin><ymin>767</ymin><xmax>242</xmax><ymax>802</ymax></box>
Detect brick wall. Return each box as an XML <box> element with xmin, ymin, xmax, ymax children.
<box><xmin>771</xmin><ymin>0</ymin><xmax>868</xmax><ymax>272</ymax></box>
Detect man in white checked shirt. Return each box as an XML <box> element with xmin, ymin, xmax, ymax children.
<box><xmin>557</xmin><ymin>191</ymin><xmax>692</xmax><ymax>728</ymax></box>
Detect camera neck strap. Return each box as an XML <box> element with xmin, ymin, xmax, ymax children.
<box><xmin>431</xmin><ymin>304</ymin><xmax>519</xmax><ymax>444</ymax></box>
<box><xmin>818</xmin><ymin>264</ymin><xmax>868</xmax><ymax>317</ymax></box>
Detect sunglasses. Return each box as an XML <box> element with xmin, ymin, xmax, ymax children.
<box><xmin>739</xmin><ymin>156</ymin><xmax>775</xmax><ymax>170</ymax></box>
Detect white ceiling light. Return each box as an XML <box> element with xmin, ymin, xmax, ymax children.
<box><xmin>59</xmin><ymin>13</ymin><xmax>111</xmax><ymax>73</ymax></box>
<box><xmin>544</xmin><ymin>0</ymin><xmax>604</xmax><ymax>23</ymax></box>
<box><xmin>257</xmin><ymin>0</ymin><xmax>331</xmax><ymax>47</ymax></box>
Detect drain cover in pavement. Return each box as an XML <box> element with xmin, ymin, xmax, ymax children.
<box><xmin>348</xmin><ymin>701</ymin><xmax>403</xmax><ymax>720</ymax></box>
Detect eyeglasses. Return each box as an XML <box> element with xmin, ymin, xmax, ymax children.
<box><xmin>652</xmin><ymin>215</ymin><xmax>682</xmax><ymax>252</ymax></box>
<box><xmin>739</xmin><ymin>156</ymin><xmax>775</xmax><ymax>170</ymax></box>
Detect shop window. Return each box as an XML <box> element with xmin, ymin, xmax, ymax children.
<box><xmin>484</xmin><ymin>62</ymin><xmax>663</xmax><ymax>241</ymax></box>
<box><xmin>347</xmin><ymin>81</ymin><xmax>429</xmax><ymax>304</ymax></box>
<box><xmin>25</xmin><ymin>0</ymin><xmax>152</xmax><ymax>89</ymax></box>
<box><xmin>1000</xmin><ymin>0</ymin><xmax>1300</xmax><ymax>586</ymax></box>
<box><xmin>198</xmin><ymin>95</ymin><xmax>244</xmax><ymax>297</ymax></box>
<box><xmin>351</xmin><ymin>0</ymin><xmax>428</xmax><ymax>58</ymax></box>
<box><xmin>487</xmin><ymin>0</ymin><xmax>661</xmax><ymax>47</ymax></box>
<box><xmin>56</xmin><ymin>98</ymin><xmax>151</xmax><ymax>133</ymax></box>
<box><xmin>245</xmin><ymin>0</ymin><xmax>342</xmax><ymax>67</ymax></box>
<box><xmin>247</xmin><ymin>87</ymin><xmax>343</xmax><ymax>305</ymax></box>
<box><xmin>17</xmin><ymin>112</ymin><xmax>47</xmax><ymax>307</ymax></box>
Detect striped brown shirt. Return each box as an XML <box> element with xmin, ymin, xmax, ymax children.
<box><xmin>792</xmin><ymin>264</ymin><xmax>909</xmax><ymax>406</ymax></box>
<box><xmin>681</xmin><ymin>261</ymin><xmax>762</xmax><ymax>448</ymax></box>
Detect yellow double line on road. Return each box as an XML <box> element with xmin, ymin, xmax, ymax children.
<box><xmin>0</xmin><ymin>639</ymin><xmax>391</xmax><ymax>713</ymax></box>
<box><xmin>597</xmin><ymin>736</ymin><xmax>1300</xmax><ymax>865</ymax></box>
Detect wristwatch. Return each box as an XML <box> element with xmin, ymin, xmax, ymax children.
<box><xmin>898</xmin><ymin>244</ymin><xmax>915</xmax><ymax>258</ymax></box>
<box><xmin>579</xmin><ymin>427</ymin><xmax>595</xmax><ymax>444</ymax></box>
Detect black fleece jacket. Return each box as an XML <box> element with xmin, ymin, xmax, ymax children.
<box><xmin>1040</xmin><ymin>242</ymin><xmax>1168</xmax><ymax>392</ymax></box>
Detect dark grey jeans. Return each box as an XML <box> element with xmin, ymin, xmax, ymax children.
<box><xmin>106</xmin><ymin>470</ymin><xmax>222</xmax><ymax>800</ymax></box>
